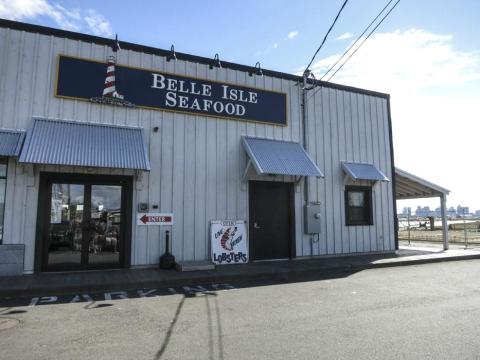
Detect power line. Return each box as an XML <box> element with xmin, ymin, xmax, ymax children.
<box><xmin>319</xmin><ymin>0</ymin><xmax>395</xmax><ymax>81</ymax></box>
<box><xmin>325</xmin><ymin>0</ymin><xmax>401</xmax><ymax>82</ymax></box>
<box><xmin>306</xmin><ymin>0</ymin><xmax>401</xmax><ymax>102</ymax></box>
<box><xmin>303</xmin><ymin>0</ymin><xmax>349</xmax><ymax>75</ymax></box>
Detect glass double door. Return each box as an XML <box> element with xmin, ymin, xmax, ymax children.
<box><xmin>42</xmin><ymin>177</ymin><xmax>128</xmax><ymax>271</ymax></box>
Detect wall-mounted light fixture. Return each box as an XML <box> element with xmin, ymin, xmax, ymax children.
<box><xmin>209</xmin><ymin>53</ymin><xmax>221</xmax><ymax>69</ymax></box>
<box><xmin>249</xmin><ymin>62</ymin><xmax>263</xmax><ymax>77</ymax></box>
<box><xmin>167</xmin><ymin>45</ymin><xmax>177</xmax><ymax>62</ymax></box>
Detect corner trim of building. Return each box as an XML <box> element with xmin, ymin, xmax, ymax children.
<box><xmin>386</xmin><ymin>97</ymin><xmax>398</xmax><ymax>250</ymax></box>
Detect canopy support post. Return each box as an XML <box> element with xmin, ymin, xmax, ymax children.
<box><xmin>440</xmin><ymin>193</ymin><xmax>449</xmax><ymax>250</ymax></box>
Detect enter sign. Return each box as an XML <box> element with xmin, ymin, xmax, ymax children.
<box><xmin>137</xmin><ymin>213</ymin><xmax>174</xmax><ymax>226</ymax></box>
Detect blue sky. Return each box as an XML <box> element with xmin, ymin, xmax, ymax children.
<box><xmin>1</xmin><ymin>0</ymin><xmax>480</xmax><ymax>212</ymax></box>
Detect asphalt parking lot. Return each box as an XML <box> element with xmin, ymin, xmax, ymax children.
<box><xmin>2</xmin><ymin>260</ymin><xmax>480</xmax><ymax>359</ymax></box>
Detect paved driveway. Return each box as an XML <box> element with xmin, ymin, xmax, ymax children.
<box><xmin>1</xmin><ymin>260</ymin><xmax>480</xmax><ymax>359</ymax></box>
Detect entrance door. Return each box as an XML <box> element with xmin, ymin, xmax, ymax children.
<box><xmin>249</xmin><ymin>181</ymin><xmax>294</xmax><ymax>260</ymax></box>
<box><xmin>38</xmin><ymin>174</ymin><xmax>132</xmax><ymax>272</ymax></box>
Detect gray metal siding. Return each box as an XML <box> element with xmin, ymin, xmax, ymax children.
<box><xmin>0</xmin><ymin>27</ymin><xmax>394</xmax><ymax>273</ymax></box>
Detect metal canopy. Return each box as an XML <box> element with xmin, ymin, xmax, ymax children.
<box><xmin>19</xmin><ymin>118</ymin><xmax>151</xmax><ymax>170</ymax></box>
<box><xmin>395</xmin><ymin>167</ymin><xmax>450</xmax><ymax>250</ymax></box>
<box><xmin>341</xmin><ymin>161</ymin><xmax>389</xmax><ymax>182</ymax></box>
<box><xmin>0</xmin><ymin>129</ymin><xmax>25</xmax><ymax>156</ymax></box>
<box><xmin>242</xmin><ymin>136</ymin><xmax>323</xmax><ymax>177</ymax></box>
<box><xmin>395</xmin><ymin>167</ymin><xmax>449</xmax><ymax>199</ymax></box>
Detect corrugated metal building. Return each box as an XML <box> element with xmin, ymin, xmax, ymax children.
<box><xmin>0</xmin><ymin>19</ymin><xmax>396</xmax><ymax>275</ymax></box>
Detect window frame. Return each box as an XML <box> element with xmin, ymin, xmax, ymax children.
<box><xmin>0</xmin><ymin>157</ymin><xmax>7</xmax><ymax>244</ymax></box>
<box><xmin>344</xmin><ymin>185</ymin><xmax>373</xmax><ymax>226</ymax></box>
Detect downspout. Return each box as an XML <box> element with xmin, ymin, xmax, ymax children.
<box><xmin>301</xmin><ymin>72</ymin><xmax>313</xmax><ymax>256</ymax></box>
<box><xmin>301</xmin><ymin>78</ymin><xmax>309</xmax><ymax>207</ymax></box>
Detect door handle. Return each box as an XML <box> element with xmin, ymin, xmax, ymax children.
<box><xmin>254</xmin><ymin>222</ymin><xmax>261</xmax><ymax>229</ymax></box>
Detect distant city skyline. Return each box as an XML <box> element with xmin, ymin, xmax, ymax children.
<box><xmin>397</xmin><ymin>201</ymin><xmax>479</xmax><ymax>217</ymax></box>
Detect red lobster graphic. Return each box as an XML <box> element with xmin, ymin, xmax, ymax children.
<box><xmin>220</xmin><ymin>227</ymin><xmax>238</xmax><ymax>251</ymax></box>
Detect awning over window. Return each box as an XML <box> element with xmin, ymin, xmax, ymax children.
<box><xmin>0</xmin><ymin>129</ymin><xmax>25</xmax><ymax>156</ymax></box>
<box><xmin>242</xmin><ymin>136</ymin><xmax>323</xmax><ymax>177</ymax></box>
<box><xmin>19</xmin><ymin>118</ymin><xmax>150</xmax><ymax>170</ymax></box>
<box><xmin>341</xmin><ymin>161</ymin><xmax>389</xmax><ymax>182</ymax></box>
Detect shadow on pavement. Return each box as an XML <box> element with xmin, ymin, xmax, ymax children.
<box><xmin>0</xmin><ymin>268</ymin><xmax>360</xmax><ymax>310</ymax></box>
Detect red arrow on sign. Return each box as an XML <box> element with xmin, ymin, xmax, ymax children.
<box><xmin>140</xmin><ymin>214</ymin><xmax>149</xmax><ymax>224</ymax></box>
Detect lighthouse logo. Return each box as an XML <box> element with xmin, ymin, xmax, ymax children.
<box><xmin>90</xmin><ymin>35</ymin><xmax>135</xmax><ymax>108</ymax></box>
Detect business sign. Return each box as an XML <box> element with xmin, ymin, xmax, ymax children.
<box><xmin>56</xmin><ymin>55</ymin><xmax>287</xmax><ymax>126</ymax></box>
<box><xmin>211</xmin><ymin>220</ymin><xmax>248</xmax><ymax>265</ymax></box>
<box><xmin>137</xmin><ymin>213</ymin><xmax>174</xmax><ymax>226</ymax></box>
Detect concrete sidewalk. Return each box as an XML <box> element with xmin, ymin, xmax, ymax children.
<box><xmin>1</xmin><ymin>244</ymin><xmax>479</xmax><ymax>299</ymax></box>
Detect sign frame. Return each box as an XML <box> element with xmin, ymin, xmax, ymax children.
<box><xmin>210</xmin><ymin>220</ymin><xmax>249</xmax><ymax>265</ymax></box>
<box><xmin>55</xmin><ymin>54</ymin><xmax>289</xmax><ymax>127</ymax></box>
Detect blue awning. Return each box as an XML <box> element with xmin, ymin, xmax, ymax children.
<box><xmin>0</xmin><ymin>129</ymin><xmax>25</xmax><ymax>156</ymax></box>
<box><xmin>242</xmin><ymin>136</ymin><xmax>323</xmax><ymax>177</ymax></box>
<box><xmin>341</xmin><ymin>161</ymin><xmax>389</xmax><ymax>182</ymax></box>
<box><xmin>19</xmin><ymin>118</ymin><xmax>150</xmax><ymax>170</ymax></box>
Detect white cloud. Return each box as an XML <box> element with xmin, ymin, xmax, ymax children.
<box><xmin>0</xmin><ymin>0</ymin><xmax>113</xmax><ymax>37</ymax></box>
<box><xmin>336</xmin><ymin>32</ymin><xmax>353</xmax><ymax>40</ymax></box>
<box><xmin>305</xmin><ymin>29</ymin><xmax>480</xmax><ymax>209</ymax></box>
<box><xmin>84</xmin><ymin>9</ymin><xmax>113</xmax><ymax>37</ymax></box>
<box><xmin>286</xmin><ymin>31</ymin><xmax>298</xmax><ymax>40</ymax></box>
<box><xmin>273</xmin><ymin>42</ymin><xmax>279</xmax><ymax>49</ymax></box>
<box><xmin>310</xmin><ymin>29</ymin><xmax>480</xmax><ymax>92</ymax></box>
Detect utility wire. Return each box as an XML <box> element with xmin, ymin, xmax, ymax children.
<box><xmin>303</xmin><ymin>0</ymin><xmax>349</xmax><ymax>75</ymax></box>
<box><xmin>306</xmin><ymin>0</ymin><xmax>401</xmax><ymax>101</ymax></box>
<box><xmin>319</xmin><ymin>0</ymin><xmax>395</xmax><ymax>81</ymax></box>
<box><xmin>325</xmin><ymin>0</ymin><xmax>401</xmax><ymax>82</ymax></box>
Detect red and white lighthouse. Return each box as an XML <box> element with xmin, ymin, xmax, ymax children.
<box><xmin>102</xmin><ymin>55</ymin><xmax>124</xmax><ymax>99</ymax></box>
<box><xmin>90</xmin><ymin>34</ymin><xmax>134</xmax><ymax>107</ymax></box>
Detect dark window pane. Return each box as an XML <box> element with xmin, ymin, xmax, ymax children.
<box><xmin>88</xmin><ymin>185</ymin><xmax>122</xmax><ymax>265</ymax></box>
<box><xmin>346</xmin><ymin>187</ymin><xmax>372</xmax><ymax>226</ymax></box>
<box><xmin>48</xmin><ymin>183</ymin><xmax>84</xmax><ymax>267</ymax></box>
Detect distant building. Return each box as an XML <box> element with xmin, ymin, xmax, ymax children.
<box><xmin>457</xmin><ymin>206</ymin><xmax>470</xmax><ymax>216</ymax></box>
<box><xmin>415</xmin><ymin>206</ymin><xmax>431</xmax><ymax>217</ymax></box>
<box><xmin>402</xmin><ymin>207</ymin><xmax>412</xmax><ymax>215</ymax></box>
<box><xmin>475</xmin><ymin>210</ymin><xmax>480</xmax><ymax>217</ymax></box>
<box><xmin>447</xmin><ymin>207</ymin><xmax>457</xmax><ymax>217</ymax></box>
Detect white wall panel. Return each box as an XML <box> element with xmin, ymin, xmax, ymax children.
<box><xmin>0</xmin><ymin>27</ymin><xmax>395</xmax><ymax>273</ymax></box>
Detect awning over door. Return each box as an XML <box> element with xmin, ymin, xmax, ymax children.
<box><xmin>19</xmin><ymin>118</ymin><xmax>150</xmax><ymax>170</ymax></box>
<box><xmin>242</xmin><ymin>136</ymin><xmax>323</xmax><ymax>177</ymax></box>
<box><xmin>341</xmin><ymin>161</ymin><xmax>389</xmax><ymax>182</ymax></box>
<box><xmin>0</xmin><ymin>129</ymin><xmax>25</xmax><ymax>156</ymax></box>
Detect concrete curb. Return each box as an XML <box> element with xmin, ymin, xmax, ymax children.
<box><xmin>1</xmin><ymin>254</ymin><xmax>480</xmax><ymax>299</ymax></box>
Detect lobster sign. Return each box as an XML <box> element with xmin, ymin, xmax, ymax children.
<box><xmin>211</xmin><ymin>220</ymin><xmax>248</xmax><ymax>265</ymax></box>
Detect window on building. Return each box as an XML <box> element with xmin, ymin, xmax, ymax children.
<box><xmin>345</xmin><ymin>186</ymin><xmax>373</xmax><ymax>226</ymax></box>
<box><xmin>0</xmin><ymin>158</ymin><xmax>7</xmax><ymax>244</ymax></box>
